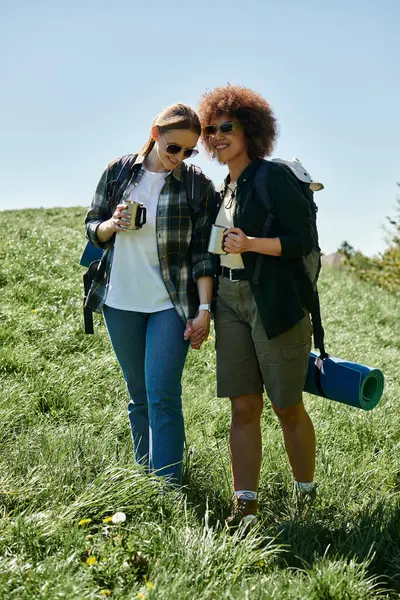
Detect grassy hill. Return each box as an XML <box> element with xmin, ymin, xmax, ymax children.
<box><xmin>0</xmin><ymin>207</ymin><xmax>399</xmax><ymax>599</ymax></box>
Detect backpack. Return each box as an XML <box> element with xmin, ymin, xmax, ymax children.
<box><xmin>81</xmin><ymin>156</ymin><xmax>204</xmax><ymax>333</ymax></box>
<box><xmin>252</xmin><ymin>159</ymin><xmax>327</xmax><ymax>358</ymax></box>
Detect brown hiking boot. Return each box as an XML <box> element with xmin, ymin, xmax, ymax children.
<box><xmin>226</xmin><ymin>495</ymin><xmax>259</xmax><ymax>529</ymax></box>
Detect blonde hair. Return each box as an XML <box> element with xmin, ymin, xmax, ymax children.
<box><xmin>140</xmin><ymin>103</ymin><xmax>201</xmax><ymax>155</ymax></box>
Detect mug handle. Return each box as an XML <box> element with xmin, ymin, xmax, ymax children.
<box><xmin>135</xmin><ymin>205</ymin><xmax>147</xmax><ymax>228</ymax></box>
<box><xmin>221</xmin><ymin>228</ymin><xmax>228</xmax><ymax>252</ymax></box>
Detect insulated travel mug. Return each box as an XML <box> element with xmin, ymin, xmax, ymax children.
<box><xmin>124</xmin><ymin>200</ymin><xmax>147</xmax><ymax>230</ymax></box>
<box><xmin>208</xmin><ymin>224</ymin><xmax>228</xmax><ymax>255</ymax></box>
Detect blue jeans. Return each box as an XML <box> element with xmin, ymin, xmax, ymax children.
<box><xmin>103</xmin><ymin>305</ymin><xmax>190</xmax><ymax>485</ymax></box>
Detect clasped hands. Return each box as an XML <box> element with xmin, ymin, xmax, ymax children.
<box><xmin>184</xmin><ymin>310</ymin><xmax>212</xmax><ymax>350</ymax></box>
<box><xmin>183</xmin><ymin>228</ymin><xmax>250</xmax><ymax>350</ymax></box>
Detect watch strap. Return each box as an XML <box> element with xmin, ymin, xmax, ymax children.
<box><xmin>198</xmin><ymin>303</ymin><xmax>212</xmax><ymax>313</ymax></box>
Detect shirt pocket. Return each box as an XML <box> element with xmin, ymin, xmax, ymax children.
<box><xmin>168</xmin><ymin>192</ymin><xmax>193</xmax><ymax>253</ymax></box>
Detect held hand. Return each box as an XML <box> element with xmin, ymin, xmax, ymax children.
<box><xmin>184</xmin><ymin>311</ymin><xmax>211</xmax><ymax>350</ymax></box>
<box><xmin>190</xmin><ymin>311</ymin><xmax>211</xmax><ymax>350</ymax></box>
<box><xmin>184</xmin><ymin>319</ymin><xmax>203</xmax><ymax>350</ymax></box>
<box><xmin>224</xmin><ymin>228</ymin><xmax>251</xmax><ymax>254</ymax></box>
<box><xmin>183</xmin><ymin>320</ymin><xmax>193</xmax><ymax>339</ymax></box>
<box><xmin>109</xmin><ymin>204</ymin><xmax>131</xmax><ymax>232</ymax></box>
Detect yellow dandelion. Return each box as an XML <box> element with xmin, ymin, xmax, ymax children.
<box><xmin>78</xmin><ymin>518</ymin><xmax>92</xmax><ymax>526</ymax></box>
<box><xmin>137</xmin><ymin>594</ymin><xmax>145</xmax><ymax>600</ymax></box>
<box><xmin>31</xmin><ymin>309</ymin><xmax>37</xmax><ymax>313</ymax></box>
<box><xmin>86</xmin><ymin>556</ymin><xmax>97</xmax><ymax>566</ymax></box>
<box><xmin>145</xmin><ymin>582</ymin><xmax>154</xmax><ymax>590</ymax></box>
<box><xmin>99</xmin><ymin>590</ymin><xmax>112</xmax><ymax>597</ymax></box>
<box><xmin>103</xmin><ymin>516</ymin><xmax>113</xmax><ymax>523</ymax></box>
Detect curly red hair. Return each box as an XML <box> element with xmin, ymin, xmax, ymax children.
<box><xmin>198</xmin><ymin>85</ymin><xmax>278</xmax><ymax>159</ymax></box>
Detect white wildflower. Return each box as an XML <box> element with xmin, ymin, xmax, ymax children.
<box><xmin>111</xmin><ymin>511</ymin><xmax>126</xmax><ymax>524</ymax></box>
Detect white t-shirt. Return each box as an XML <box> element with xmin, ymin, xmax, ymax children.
<box><xmin>105</xmin><ymin>169</ymin><xmax>174</xmax><ymax>312</ymax></box>
<box><xmin>215</xmin><ymin>182</ymin><xmax>245</xmax><ymax>269</ymax></box>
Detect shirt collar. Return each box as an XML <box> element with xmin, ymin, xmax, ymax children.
<box><xmin>223</xmin><ymin>158</ymin><xmax>264</xmax><ymax>187</ymax></box>
<box><xmin>134</xmin><ymin>153</ymin><xmax>184</xmax><ymax>182</ymax></box>
<box><xmin>134</xmin><ymin>153</ymin><xmax>146</xmax><ymax>167</ymax></box>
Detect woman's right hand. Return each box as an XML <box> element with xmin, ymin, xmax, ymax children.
<box><xmin>110</xmin><ymin>203</ymin><xmax>131</xmax><ymax>231</ymax></box>
<box><xmin>96</xmin><ymin>204</ymin><xmax>131</xmax><ymax>242</ymax></box>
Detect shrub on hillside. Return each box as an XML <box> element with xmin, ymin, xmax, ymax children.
<box><xmin>339</xmin><ymin>187</ymin><xmax>400</xmax><ymax>295</ymax></box>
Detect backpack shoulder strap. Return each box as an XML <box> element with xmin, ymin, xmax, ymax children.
<box><xmin>253</xmin><ymin>160</ymin><xmax>273</xmax><ymax>214</ymax></box>
<box><xmin>312</xmin><ymin>288</ymin><xmax>327</xmax><ymax>357</ymax></box>
<box><xmin>83</xmin><ymin>270</ymin><xmax>94</xmax><ymax>334</ymax></box>
<box><xmin>107</xmin><ymin>153</ymin><xmax>139</xmax><ymax>207</ymax></box>
<box><xmin>252</xmin><ymin>160</ymin><xmax>275</xmax><ymax>284</ymax></box>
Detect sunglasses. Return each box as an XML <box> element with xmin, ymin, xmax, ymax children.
<box><xmin>159</xmin><ymin>132</ymin><xmax>199</xmax><ymax>159</ymax></box>
<box><xmin>203</xmin><ymin>122</ymin><xmax>243</xmax><ymax>136</ymax></box>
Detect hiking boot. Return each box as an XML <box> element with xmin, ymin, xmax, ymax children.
<box><xmin>226</xmin><ymin>495</ymin><xmax>259</xmax><ymax>529</ymax></box>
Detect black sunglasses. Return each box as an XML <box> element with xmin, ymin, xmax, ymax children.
<box><xmin>160</xmin><ymin>132</ymin><xmax>199</xmax><ymax>159</ymax></box>
<box><xmin>203</xmin><ymin>122</ymin><xmax>243</xmax><ymax>136</ymax></box>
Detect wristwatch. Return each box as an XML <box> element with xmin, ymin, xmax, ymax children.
<box><xmin>198</xmin><ymin>303</ymin><xmax>212</xmax><ymax>314</ymax></box>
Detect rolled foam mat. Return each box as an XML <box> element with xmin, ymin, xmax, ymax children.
<box><xmin>304</xmin><ymin>351</ymin><xmax>384</xmax><ymax>410</ymax></box>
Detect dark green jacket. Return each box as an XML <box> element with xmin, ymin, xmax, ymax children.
<box><xmin>223</xmin><ymin>158</ymin><xmax>315</xmax><ymax>339</ymax></box>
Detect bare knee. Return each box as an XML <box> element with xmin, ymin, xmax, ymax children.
<box><xmin>272</xmin><ymin>401</ymin><xmax>307</xmax><ymax>428</ymax></box>
<box><xmin>231</xmin><ymin>394</ymin><xmax>263</xmax><ymax>426</ymax></box>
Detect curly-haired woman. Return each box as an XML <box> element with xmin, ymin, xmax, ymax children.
<box><xmin>197</xmin><ymin>85</ymin><xmax>317</xmax><ymax>525</ymax></box>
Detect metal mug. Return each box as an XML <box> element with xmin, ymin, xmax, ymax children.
<box><xmin>124</xmin><ymin>200</ymin><xmax>147</xmax><ymax>230</ymax></box>
<box><xmin>208</xmin><ymin>224</ymin><xmax>228</xmax><ymax>255</ymax></box>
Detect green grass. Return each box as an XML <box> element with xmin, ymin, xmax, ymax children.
<box><xmin>0</xmin><ymin>206</ymin><xmax>399</xmax><ymax>599</ymax></box>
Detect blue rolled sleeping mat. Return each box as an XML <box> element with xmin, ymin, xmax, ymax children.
<box><xmin>304</xmin><ymin>351</ymin><xmax>385</xmax><ymax>410</ymax></box>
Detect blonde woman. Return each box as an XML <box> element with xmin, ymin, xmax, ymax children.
<box><xmin>85</xmin><ymin>104</ymin><xmax>216</xmax><ymax>485</ymax></box>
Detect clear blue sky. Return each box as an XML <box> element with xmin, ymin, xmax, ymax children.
<box><xmin>2</xmin><ymin>0</ymin><xmax>399</xmax><ymax>256</ymax></box>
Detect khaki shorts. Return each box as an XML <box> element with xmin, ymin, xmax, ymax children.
<box><xmin>214</xmin><ymin>277</ymin><xmax>312</xmax><ymax>408</ymax></box>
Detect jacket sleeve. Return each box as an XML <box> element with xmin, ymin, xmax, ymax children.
<box><xmin>269</xmin><ymin>167</ymin><xmax>314</xmax><ymax>258</ymax></box>
<box><xmin>84</xmin><ymin>164</ymin><xmax>114</xmax><ymax>249</ymax></box>
<box><xmin>191</xmin><ymin>179</ymin><xmax>218</xmax><ymax>281</ymax></box>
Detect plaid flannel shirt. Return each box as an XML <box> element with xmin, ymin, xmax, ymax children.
<box><xmin>84</xmin><ymin>153</ymin><xmax>217</xmax><ymax>323</ymax></box>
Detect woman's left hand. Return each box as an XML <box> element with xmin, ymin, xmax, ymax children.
<box><xmin>224</xmin><ymin>228</ymin><xmax>252</xmax><ymax>254</ymax></box>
